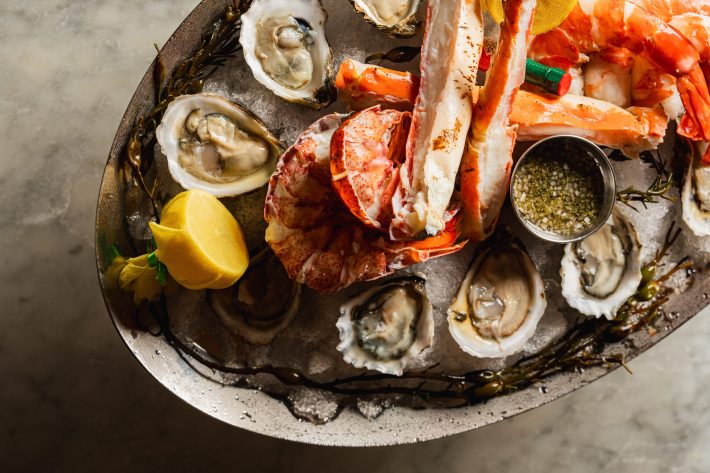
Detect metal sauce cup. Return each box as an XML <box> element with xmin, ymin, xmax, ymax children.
<box><xmin>510</xmin><ymin>135</ymin><xmax>616</xmax><ymax>244</ymax></box>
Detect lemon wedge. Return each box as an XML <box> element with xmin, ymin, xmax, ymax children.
<box><xmin>149</xmin><ymin>189</ymin><xmax>249</xmax><ymax>290</ymax></box>
<box><xmin>483</xmin><ymin>0</ymin><xmax>577</xmax><ymax>35</ymax></box>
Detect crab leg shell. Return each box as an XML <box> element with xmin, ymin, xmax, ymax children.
<box><xmin>335</xmin><ymin>58</ymin><xmax>420</xmax><ymax>111</ymax></box>
<box><xmin>335</xmin><ymin>59</ymin><xmax>418</xmax><ymax>112</ymax></box>
<box><xmin>334</xmin><ymin>62</ymin><xmax>668</xmax><ymax>159</ymax></box>
<box><xmin>460</xmin><ymin>0</ymin><xmax>537</xmax><ymax>241</ymax></box>
<box><xmin>390</xmin><ymin>0</ymin><xmax>483</xmax><ymax>239</ymax></box>
<box><xmin>512</xmin><ymin>90</ymin><xmax>668</xmax><ymax>157</ymax></box>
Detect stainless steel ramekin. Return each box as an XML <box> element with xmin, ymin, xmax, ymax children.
<box><xmin>510</xmin><ymin>135</ymin><xmax>616</xmax><ymax>244</ymax></box>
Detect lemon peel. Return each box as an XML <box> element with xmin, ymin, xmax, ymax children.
<box><xmin>483</xmin><ymin>0</ymin><xmax>577</xmax><ymax>35</ymax></box>
<box><xmin>149</xmin><ymin>189</ymin><xmax>249</xmax><ymax>290</ymax></box>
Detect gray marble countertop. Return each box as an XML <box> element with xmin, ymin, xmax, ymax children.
<box><xmin>2</xmin><ymin>1</ymin><xmax>709</xmax><ymax>471</ymax></box>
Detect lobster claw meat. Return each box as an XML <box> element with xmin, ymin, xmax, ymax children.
<box><xmin>265</xmin><ymin>114</ymin><xmax>466</xmax><ymax>294</ymax></box>
<box><xmin>330</xmin><ymin>106</ymin><xmax>411</xmax><ymax>230</ymax></box>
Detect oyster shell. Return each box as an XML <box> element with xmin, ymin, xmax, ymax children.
<box><xmin>156</xmin><ymin>93</ymin><xmax>283</xmax><ymax>197</ymax></box>
<box><xmin>240</xmin><ymin>0</ymin><xmax>334</xmax><ymax>109</ymax></box>
<box><xmin>682</xmin><ymin>141</ymin><xmax>710</xmax><ymax>238</ymax></box>
<box><xmin>208</xmin><ymin>249</ymin><xmax>301</xmax><ymax>345</ymax></box>
<box><xmin>336</xmin><ymin>275</ymin><xmax>433</xmax><ymax>375</ymax></box>
<box><xmin>448</xmin><ymin>241</ymin><xmax>546</xmax><ymax>358</ymax></box>
<box><xmin>560</xmin><ymin>209</ymin><xmax>642</xmax><ymax>319</ymax></box>
<box><xmin>350</xmin><ymin>0</ymin><xmax>420</xmax><ymax>37</ymax></box>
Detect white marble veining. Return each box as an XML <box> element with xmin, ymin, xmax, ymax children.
<box><xmin>1</xmin><ymin>0</ymin><xmax>709</xmax><ymax>471</ymax></box>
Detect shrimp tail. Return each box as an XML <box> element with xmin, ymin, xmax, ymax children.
<box><xmin>677</xmin><ymin>63</ymin><xmax>710</xmax><ymax>144</ymax></box>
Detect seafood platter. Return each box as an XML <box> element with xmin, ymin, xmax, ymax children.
<box><xmin>96</xmin><ymin>0</ymin><xmax>710</xmax><ymax>445</ymax></box>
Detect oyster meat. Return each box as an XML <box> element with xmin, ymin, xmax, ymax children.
<box><xmin>350</xmin><ymin>0</ymin><xmax>420</xmax><ymax>37</ymax></box>
<box><xmin>208</xmin><ymin>249</ymin><xmax>301</xmax><ymax>345</ymax></box>
<box><xmin>448</xmin><ymin>241</ymin><xmax>546</xmax><ymax>358</ymax></box>
<box><xmin>336</xmin><ymin>275</ymin><xmax>434</xmax><ymax>375</ymax></box>
<box><xmin>156</xmin><ymin>93</ymin><xmax>283</xmax><ymax>197</ymax></box>
<box><xmin>682</xmin><ymin>141</ymin><xmax>710</xmax><ymax>238</ymax></box>
<box><xmin>240</xmin><ymin>0</ymin><xmax>334</xmax><ymax>108</ymax></box>
<box><xmin>560</xmin><ymin>209</ymin><xmax>642</xmax><ymax>319</ymax></box>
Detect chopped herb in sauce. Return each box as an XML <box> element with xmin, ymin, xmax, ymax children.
<box><xmin>512</xmin><ymin>141</ymin><xmax>604</xmax><ymax>235</ymax></box>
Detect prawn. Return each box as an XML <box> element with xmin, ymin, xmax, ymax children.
<box><xmin>529</xmin><ymin>0</ymin><xmax>710</xmax><ymax>147</ymax></box>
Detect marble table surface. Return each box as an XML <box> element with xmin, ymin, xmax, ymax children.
<box><xmin>1</xmin><ymin>1</ymin><xmax>709</xmax><ymax>471</ymax></box>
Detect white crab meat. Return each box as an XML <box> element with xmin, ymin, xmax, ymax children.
<box><xmin>389</xmin><ymin>0</ymin><xmax>484</xmax><ymax>238</ymax></box>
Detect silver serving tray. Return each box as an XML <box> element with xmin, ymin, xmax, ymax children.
<box><xmin>96</xmin><ymin>0</ymin><xmax>708</xmax><ymax>446</ymax></box>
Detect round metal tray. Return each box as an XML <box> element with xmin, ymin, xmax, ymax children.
<box><xmin>96</xmin><ymin>0</ymin><xmax>708</xmax><ymax>446</ymax></box>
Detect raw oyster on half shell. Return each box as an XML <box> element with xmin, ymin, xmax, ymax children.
<box><xmin>350</xmin><ymin>0</ymin><xmax>420</xmax><ymax>37</ymax></box>
<box><xmin>682</xmin><ymin>141</ymin><xmax>710</xmax><ymax>238</ymax></box>
<box><xmin>156</xmin><ymin>93</ymin><xmax>283</xmax><ymax>197</ymax></box>
<box><xmin>560</xmin><ymin>209</ymin><xmax>642</xmax><ymax>319</ymax></box>
<box><xmin>448</xmin><ymin>240</ymin><xmax>546</xmax><ymax>358</ymax></box>
<box><xmin>208</xmin><ymin>249</ymin><xmax>301</xmax><ymax>345</ymax></box>
<box><xmin>336</xmin><ymin>275</ymin><xmax>433</xmax><ymax>375</ymax></box>
<box><xmin>240</xmin><ymin>0</ymin><xmax>334</xmax><ymax>108</ymax></box>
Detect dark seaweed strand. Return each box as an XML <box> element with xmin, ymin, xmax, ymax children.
<box><xmin>142</xmin><ymin>222</ymin><xmax>692</xmax><ymax>407</ymax></box>
<box><xmin>123</xmin><ymin>0</ymin><xmax>252</xmax><ymax>217</ymax></box>
<box><xmin>616</xmin><ymin>150</ymin><xmax>676</xmax><ymax>212</ymax></box>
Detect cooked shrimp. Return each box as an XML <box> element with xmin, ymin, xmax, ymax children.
<box><xmin>632</xmin><ymin>0</ymin><xmax>710</xmax><ymax>21</ymax></box>
<box><xmin>529</xmin><ymin>0</ymin><xmax>710</xmax><ymax>144</ymax></box>
<box><xmin>630</xmin><ymin>56</ymin><xmax>680</xmax><ymax>115</ymax></box>
<box><xmin>670</xmin><ymin>13</ymin><xmax>710</xmax><ymax>71</ymax></box>
<box><xmin>334</xmin><ymin>58</ymin><xmax>419</xmax><ymax>111</ymax></box>
<box><xmin>583</xmin><ymin>49</ymin><xmax>633</xmax><ymax>108</ymax></box>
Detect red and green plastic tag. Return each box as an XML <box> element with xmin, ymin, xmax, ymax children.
<box><xmin>479</xmin><ymin>52</ymin><xmax>572</xmax><ymax>96</ymax></box>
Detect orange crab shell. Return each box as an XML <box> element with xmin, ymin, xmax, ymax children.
<box><xmin>265</xmin><ymin>114</ymin><xmax>468</xmax><ymax>294</ymax></box>
<box><xmin>383</xmin><ymin>215</ymin><xmax>466</xmax><ymax>268</ymax></box>
<box><xmin>335</xmin><ymin>58</ymin><xmax>420</xmax><ymax>111</ymax></box>
<box><xmin>329</xmin><ymin>106</ymin><xmax>411</xmax><ymax>231</ymax></box>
